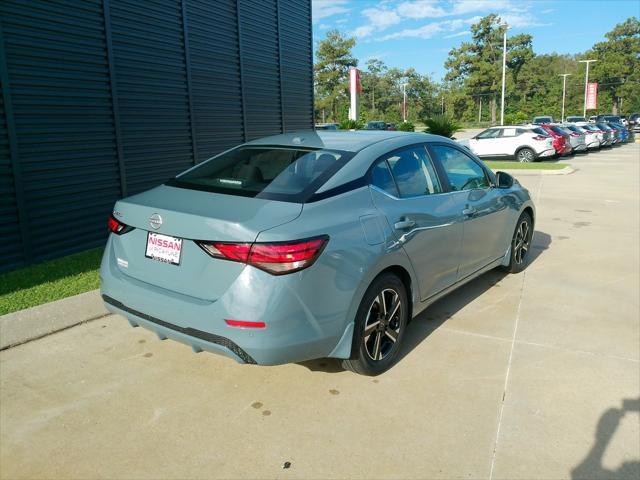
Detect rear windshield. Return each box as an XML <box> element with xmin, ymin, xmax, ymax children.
<box><xmin>565</xmin><ymin>125</ymin><xmax>582</xmax><ymax>133</ymax></box>
<box><xmin>529</xmin><ymin>127</ymin><xmax>549</xmax><ymax>136</ymax></box>
<box><xmin>167</xmin><ymin>146</ymin><xmax>351</xmax><ymax>202</ymax></box>
<box><xmin>549</xmin><ymin>126</ymin><xmax>568</xmax><ymax>135</ymax></box>
<box><xmin>605</xmin><ymin>116</ymin><xmax>621</xmax><ymax>122</ymax></box>
<box><xmin>567</xmin><ymin>117</ymin><xmax>585</xmax><ymax>122</ymax></box>
<box><xmin>534</xmin><ymin>117</ymin><xmax>552</xmax><ymax>123</ymax></box>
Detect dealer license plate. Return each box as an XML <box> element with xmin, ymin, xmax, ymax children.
<box><xmin>145</xmin><ymin>232</ymin><xmax>183</xmax><ymax>265</ymax></box>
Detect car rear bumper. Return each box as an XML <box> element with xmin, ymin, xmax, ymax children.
<box><xmin>537</xmin><ymin>148</ymin><xmax>556</xmax><ymax>158</ymax></box>
<box><xmin>99</xmin><ymin>237</ymin><xmax>354</xmax><ymax>365</ymax></box>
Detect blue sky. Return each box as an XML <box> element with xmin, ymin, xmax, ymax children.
<box><xmin>311</xmin><ymin>0</ymin><xmax>640</xmax><ymax>80</ymax></box>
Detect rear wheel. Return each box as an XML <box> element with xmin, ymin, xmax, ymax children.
<box><xmin>502</xmin><ymin>212</ymin><xmax>533</xmax><ymax>274</ymax></box>
<box><xmin>516</xmin><ymin>148</ymin><xmax>535</xmax><ymax>163</ymax></box>
<box><xmin>342</xmin><ymin>273</ymin><xmax>408</xmax><ymax>376</ymax></box>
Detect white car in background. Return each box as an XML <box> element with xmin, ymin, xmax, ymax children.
<box><xmin>556</xmin><ymin>124</ymin><xmax>587</xmax><ymax>153</ymax></box>
<box><xmin>459</xmin><ymin>125</ymin><xmax>555</xmax><ymax>162</ymax></box>
<box><xmin>573</xmin><ymin>123</ymin><xmax>603</xmax><ymax>149</ymax></box>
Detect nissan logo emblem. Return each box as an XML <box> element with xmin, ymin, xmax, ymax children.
<box><xmin>149</xmin><ymin>213</ymin><xmax>162</xmax><ymax>230</ymax></box>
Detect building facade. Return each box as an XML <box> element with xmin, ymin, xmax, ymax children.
<box><xmin>0</xmin><ymin>0</ymin><xmax>313</xmax><ymax>271</ymax></box>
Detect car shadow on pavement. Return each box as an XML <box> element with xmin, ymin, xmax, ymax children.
<box><xmin>571</xmin><ymin>398</ymin><xmax>640</xmax><ymax>480</ymax></box>
<box><xmin>299</xmin><ymin>230</ymin><xmax>552</xmax><ymax>374</ymax></box>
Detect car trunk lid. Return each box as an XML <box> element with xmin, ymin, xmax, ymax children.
<box><xmin>109</xmin><ymin>184</ymin><xmax>302</xmax><ymax>300</ymax></box>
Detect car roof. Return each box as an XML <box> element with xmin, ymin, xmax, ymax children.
<box><xmin>243</xmin><ymin>130</ymin><xmax>442</xmax><ymax>152</ymax></box>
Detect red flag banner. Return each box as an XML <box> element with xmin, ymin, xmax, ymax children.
<box><xmin>586</xmin><ymin>82</ymin><xmax>597</xmax><ymax>110</ymax></box>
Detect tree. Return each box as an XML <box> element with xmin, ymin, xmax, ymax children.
<box><xmin>314</xmin><ymin>30</ymin><xmax>357</xmax><ymax>122</ymax></box>
<box><xmin>444</xmin><ymin>14</ymin><xmax>533</xmax><ymax>124</ymax></box>
<box><xmin>589</xmin><ymin>17</ymin><xmax>640</xmax><ymax>114</ymax></box>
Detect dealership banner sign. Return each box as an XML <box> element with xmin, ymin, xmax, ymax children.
<box><xmin>586</xmin><ymin>82</ymin><xmax>598</xmax><ymax>110</ymax></box>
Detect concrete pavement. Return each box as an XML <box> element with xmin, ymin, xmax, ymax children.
<box><xmin>1</xmin><ymin>144</ymin><xmax>638</xmax><ymax>480</ymax></box>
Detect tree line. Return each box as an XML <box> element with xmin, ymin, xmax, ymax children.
<box><xmin>314</xmin><ymin>15</ymin><xmax>640</xmax><ymax>125</ymax></box>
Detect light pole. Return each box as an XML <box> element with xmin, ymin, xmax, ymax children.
<box><xmin>500</xmin><ymin>24</ymin><xmax>509</xmax><ymax>126</ymax></box>
<box><xmin>559</xmin><ymin>73</ymin><xmax>571</xmax><ymax>122</ymax></box>
<box><xmin>402</xmin><ymin>83</ymin><xmax>407</xmax><ymax>122</ymax></box>
<box><xmin>579</xmin><ymin>59</ymin><xmax>597</xmax><ymax>117</ymax></box>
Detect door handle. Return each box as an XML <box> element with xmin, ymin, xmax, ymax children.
<box><xmin>462</xmin><ymin>206</ymin><xmax>477</xmax><ymax>216</ymax></box>
<box><xmin>394</xmin><ymin>218</ymin><xmax>416</xmax><ymax>230</ymax></box>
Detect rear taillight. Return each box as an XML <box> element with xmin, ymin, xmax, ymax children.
<box><xmin>108</xmin><ymin>214</ymin><xmax>133</xmax><ymax>235</ymax></box>
<box><xmin>570</xmin><ymin>133</ymin><xmax>581</xmax><ymax>137</ymax></box>
<box><xmin>196</xmin><ymin>236</ymin><xmax>329</xmax><ymax>275</ymax></box>
<box><xmin>533</xmin><ymin>135</ymin><xmax>548</xmax><ymax>141</ymax></box>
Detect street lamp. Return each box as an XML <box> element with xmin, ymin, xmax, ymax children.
<box><xmin>500</xmin><ymin>24</ymin><xmax>509</xmax><ymax>126</ymax></box>
<box><xmin>402</xmin><ymin>82</ymin><xmax>407</xmax><ymax>122</ymax></box>
<box><xmin>559</xmin><ymin>73</ymin><xmax>571</xmax><ymax>122</ymax></box>
<box><xmin>579</xmin><ymin>59</ymin><xmax>597</xmax><ymax>117</ymax></box>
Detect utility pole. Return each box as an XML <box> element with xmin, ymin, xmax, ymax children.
<box><xmin>500</xmin><ymin>25</ymin><xmax>508</xmax><ymax>126</ymax></box>
<box><xmin>559</xmin><ymin>73</ymin><xmax>571</xmax><ymax>122</ymax></box>
<box><xmin>579</xmin><ymin>59</ymin><xmax>597</xmax><ymax>117</ymax></box>
<box><xmin>478</xmin><ymin>97</ymin><xmax>482</xmax><ymax>123</ymax></box>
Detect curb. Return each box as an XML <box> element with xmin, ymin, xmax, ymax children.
<box><xmin>498</xmin><ymin>165</ymin><xmax>576</xmax><ymax>176</ymax></box>
<box><xmin>0</xmin><ymin>289</ymin><xmax>108</xmax><ymax>350</ymax></box>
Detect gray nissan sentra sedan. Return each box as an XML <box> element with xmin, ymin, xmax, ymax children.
<box><xmin>101</xmin><ymin>130</ymin><xmax>535</xmax><ymax>375</ymax></box>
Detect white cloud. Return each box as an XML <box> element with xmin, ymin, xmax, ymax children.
<box><xmin>444</xmin><ymin>30</ymin><xmax>471</xmax><ymax>39</ymax></box>
<box><xmin>363</xmin><ymin>7</ymin><xmax>402</xmax><ymax>28</ymax></box>
<box><xmin>450</xmin><ymin>0</ymin><xmax>514</xmax><ymax>15</ymax></box>
<box><xmin>541</xmin><ymin>8</ymin><xmax>554</xmax><ymax>14</ymax></box>
<box><xmin>319</xmin><ymin>23</ymin><xmax>332</xmax><ymax>30</ymax></box>
<box><xmin>380</xmin><ymin>16</ymin><xmax>480</xmax><ymax>40</ymax></box>
<box><xmin>396</xmin><ymin>0</ymin><xmax>447</xmax><ymax>19</ymax></box>
<box><xmin>354</xmin><ymin>25</ymin><xmax>375</xmax><ymax>37</ymax></box>
<box><xmin>499</xmin><ymin>13</ymin><xmax>551</xmax><ymax>28</ymax></box>
<box><xmin>312</xmin><ymin>0</ymin><xmax>350</xmax><ymax>23</ymax></box>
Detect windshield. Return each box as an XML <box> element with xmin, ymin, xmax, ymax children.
<box><xmin>529</xmin><ymin>127</ymin><xmax>549</xmax><ymax>136</ymax></box>
<box><xmin>604</xmin><ymin>116</ymin><xmax>621</xmax><ymax>122</ymax></box>
<box><xmin>534</xmin><ymin>117</ymin><xmax>552</xmax><ymax>123</ymax></box>
<box><xmin>567</xmin><ymin>117</ymin><xmax>585</xmax><ymax>122</ymax></box>
<box><xmin>167</xmin><ymin>146</ymin><xmax>351</xmax><ymax>202</ymax></box>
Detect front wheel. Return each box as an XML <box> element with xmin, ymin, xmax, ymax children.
<box><xmin>342</xmin><ymin>273</ymin><xmax>408</xmax><ymax>376</ymax></box>
<box><xmin>516</xmin><ymin>148</ymin><xmax>535</xmax><ymax>163</ymax></box>
<box><xmin>502</xmin><ymin>212</ymin><xmax>533</xmax><ymax>274</ymax></box>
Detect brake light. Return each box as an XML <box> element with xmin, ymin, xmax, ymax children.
<box><xmin>196</xmin><ymin>236</ymin><xmax>329</xmax><ymax>275</ymax></box>
<box><xmin>533</xmin><ymin>135</ymin><xmax>548</xmax><ymax>141</ymax></box>
<box><xmin>570</xmin><ymin>133</ymin><xmax>581</xmax><ymax>137</ymax></box>
<box><xmin>224</xmin><ymin>319</ymin><xmax>266</xmax><ymax>329</ymax></box>
<box><xmin>108</xmin><ymin>214</ymin><xmax>132</xmax><ymax>235</ymax></box>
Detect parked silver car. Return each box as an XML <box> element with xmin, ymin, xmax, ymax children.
<box><xmin>101</xmin><ymin>131</ymin><xmax>536</xmax><ymax>375</ymax></box>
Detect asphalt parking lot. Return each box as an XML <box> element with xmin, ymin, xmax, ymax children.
<box><xmin>1</xmin><ymin>144</ymin><xmax>638</xmax><ymax>480</ymax></box>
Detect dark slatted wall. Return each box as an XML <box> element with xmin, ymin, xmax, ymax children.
<box><xmin>186</xmin><ymin>0</ymin><xmax>244</xmax><ymax>161</ymax></box>
<box><xmin>279</xmin><ymin>0</ymin><xmax>313</xmax><ymax>130</ymax></box>
<box><xmin>0</xmin><ymin>56</ymin><xmax>24</xmax><ymax>271</ymax></box>
<box><xmin>0</xmin><ymin>0</ymin><xmax>314</xmax><ymax>272</ymax></box>
<box><xmin>0</xmin><ymin>0</ymin><xmax>121</xmax><ymax>262</ymax></box>
<box><xmin>239</xmin><ymin>0</ymin><xmax>282</xmax><ymax>139</ymax></box>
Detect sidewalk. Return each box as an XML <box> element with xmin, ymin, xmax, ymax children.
<box><xmin>0</xmin><ymin>290</ymin><xmax>108</xmax><ymax>350</ymax></box>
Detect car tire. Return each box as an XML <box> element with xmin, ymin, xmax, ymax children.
<box><xmin>516</xmin><ymin>147</ymin><xmax>535</xmax><ymax>163</ymax></box>
<box><xmin>502</xmin><ymin>212</ymin><xmax>533</xmax><ymax>274</ymax></box>
<box><xmin>342</xmin><ymin>273</ymin><xmax>409</xmax><ymax>376</ymax></box>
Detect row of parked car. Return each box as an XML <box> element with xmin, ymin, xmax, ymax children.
<box><xmin>460</xmin><ymin>115</ymin><xmax>636</xmax><ymax>162</ymax></box>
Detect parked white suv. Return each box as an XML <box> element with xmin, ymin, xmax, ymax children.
<box><xmin>459</xmin><ymin>126</ymin><xmax>555</xmax><ymax>162</ymax></box>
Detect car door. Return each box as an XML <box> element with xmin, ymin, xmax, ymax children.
<box><xmin>369</xmin><ymin>144</ymin><xmax>464</xmax><ymax>301</ymax></box>
<box><xmin>497</xmin><ymin>127</ymin><xmax>521</xmax><ymax>156</ymax></box>
<box><xmin>468</xmin><ymin>128</ymin><xmax>501</xmax><ymax>157</ymax></box>
<box><xmin>428</xmin><ymin>144</ymin><xmax>512</xmax><ymax>280</ymax></box>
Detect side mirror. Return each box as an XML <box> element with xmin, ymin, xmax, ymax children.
<box><xmin>496</xmin><ymin>171</ymin><xmax>514</xmax><ymax>189</ymax></box>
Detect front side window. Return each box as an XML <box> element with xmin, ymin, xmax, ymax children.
<box><xmin>430</xmin><ymin>145</ymin><xmax>490</xmax><ymax>191</ymax></box>
<box><xmin>476</xmin><ymin>128</ymin><xmax>500</xmax><ymax>139</ymax></box>
<box><xmin>378</xmin><ymin>145</ymin><xmax>442</xmax><ymax>198</ymax></box>
<box><xmin>167</xmin><ymin>147</ymin><xmax>347</xmax><ymax>202</ymax></box>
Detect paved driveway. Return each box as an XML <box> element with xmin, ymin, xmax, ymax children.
<box><xmin>1</xmin><ymin>145</ymin><xmax>638</xmax><ymax>480</ymax></box>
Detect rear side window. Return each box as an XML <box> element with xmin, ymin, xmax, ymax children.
<box><xmin>167</xmin><ymin>147</ymin><xmax>348</xmax><ymax>202</ymax></box>
<box><xmin>430</xmin><ymin>145</ymin><xmax>490</xmax><ymax>191</ymax></box>
<box><xmin>375</xmin><ymin>145</ymin><xmax>441</xmax><ymax>198</ymax></box>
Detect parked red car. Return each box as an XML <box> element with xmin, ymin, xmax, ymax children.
<box><xmin>540</xmin><ymin>124</ymin><xmax>572</xmax><ymax>156</ymax></box>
